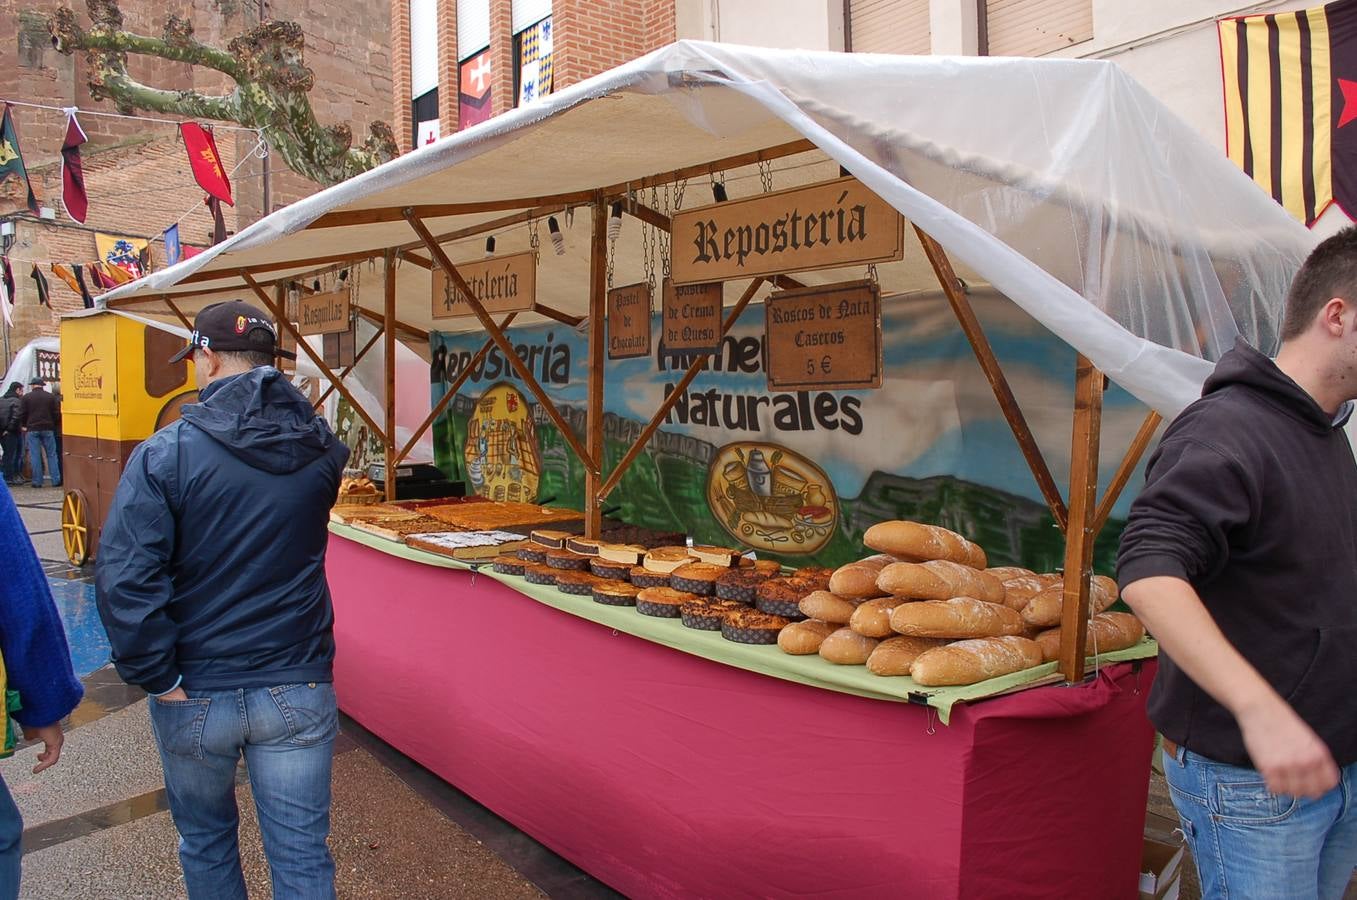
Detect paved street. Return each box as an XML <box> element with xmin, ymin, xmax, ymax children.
<box><xmin>6</xmin><ymin>483</ymin><xmax>615</xmax><ymax>899</ymax></box>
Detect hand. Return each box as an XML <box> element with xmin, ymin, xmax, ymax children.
<box><xmin>21</xmin><ymin>725</ymin><xmax>65</xmax><ymax>774</ymax></box>
<box><xmin>156</xmin><ymin>687</ymin><xmax>189</xmax><ymax>703</ymax></box>
<box><xmin>1237</xmin><ymin>700</ymin><xmax>1340</xmax><ymax>798</ymax></box>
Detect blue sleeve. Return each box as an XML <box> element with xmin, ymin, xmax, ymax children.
<box><xmin>94</xmin><ymin>439</ymin><xmax>182</xmax><ymax>695</ymax></box>
<box><xmin>0</xmin><ymin>488</ymin><xmax>84</xmax><ymax>727</ymax></box>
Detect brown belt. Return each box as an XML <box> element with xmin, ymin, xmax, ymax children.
<box><xmin>1162</xmin><ymin>737</ymin><xmax>1179</xmax><ymax>759</ymax></box>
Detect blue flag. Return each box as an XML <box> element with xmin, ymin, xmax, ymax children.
<box><xmin>164</xmin><ymin>224</ymin><xmax>181</xmax><ymax>266</ymax></box>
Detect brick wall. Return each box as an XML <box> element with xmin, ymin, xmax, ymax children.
<box><xmin>437</xmin><ymin>0</ymin><xmax>460</xmax><ymax>137</ymax></box>
<box><xmin>489</xmin><ymin>0</ymin><xmax>515</xmax><ymax>116</ymax></box>
<box><xmin>393</xmin><ymin>0</ymin><xmax>414</xmax><ymax>152</ymax></box>
<box><xmin>554</xmin><ymin>0</ymin><xmax>647</xmax><ymax>88</ymax></box>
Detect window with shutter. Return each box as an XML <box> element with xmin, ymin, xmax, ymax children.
<box><xmin>983</xmin><ymin>0</ymin><xmax>1092</xmax><ymax>57</ymax></box>
<box><xmin>458</xmin><ymin>0</ymin><xmax>492</xmax><ymax>61</ymax></box>
<box><xmin>848</xmin><ymin>0</ymin><xmax>931</xmax><ymax>55</ymax></box>
<box><xmin>410</xmin><ymin>0</ymin><xmax>439</xmax><ymax>97</ymax></box>
<box><xmin>513</xmin><ymin>0</ymin><xmax>552</xmax><ymax>34</ymax></box>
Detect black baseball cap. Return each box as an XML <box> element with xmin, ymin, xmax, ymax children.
<box><xmin>169</xmin><ymin>300</ymin><xmax>296</xmax><ymax>364</ymax></box>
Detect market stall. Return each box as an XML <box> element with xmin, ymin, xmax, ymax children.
<box><xmin>97</xmin><ymin>43</ymin><xmax>1313</xmax><ymax>898</ymax></box>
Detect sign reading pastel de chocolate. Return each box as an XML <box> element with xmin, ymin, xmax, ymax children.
<box><xmin>765</xmin><ymin>280</ymin><xmax>883</xmax><ymax>392</ymax></box>
<box><xmin>607</xmin><ymin>281</ymin><xmax>651</xmax><ymax>359</ymax></box>
<box><xmin>669</xmin><ymin>176</ymin><xmax>904</xmax><ymax>284</ymax></box>
<box><xmin>297</xmin><ymin>289</ymin><xmax>351</xmax><ymax>335</ymax></box>
<box><xmin>432</xmin><ymin>251</ymin><xmax>537</xmax><ymax>319</ymax></box>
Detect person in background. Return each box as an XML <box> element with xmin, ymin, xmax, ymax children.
<box><xmin>18</xmin><ymin>380</ymin><xmax>60</xmax><ymax>489</ymax></box>
<box><xmin>97</xmin><ymin>300</ymin><xmax>349</xmax><ymax>900</ymax></box>
<box><xmin>0</xmin><ymin>487</ymin><xmax>85</xmax><ymax>899</ymax></box>
<box><xmin>49</xmin><ymin>382</ymin><xmax>62</xmax><ymax>468</ymax></box>
<box><xmin>1118</xmin><ymin>227</ymin><xmax>1357</xmax><ymax>898</ymax></box>
<box><xmin>0</xmin><ymin>386</ymin><xmax>21</xmax><ymax>486</ymax></box>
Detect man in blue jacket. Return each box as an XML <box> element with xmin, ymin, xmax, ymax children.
<box><xmin>0</xmin><ymin>486</ymin><xmax>85</xmax><ymax>900</ymax></box>
<box><xmin>96</xmin><ymin>301</ymin><xmax>349</xmax><ymax>900</ymax></box>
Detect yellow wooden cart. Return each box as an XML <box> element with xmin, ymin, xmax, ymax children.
<box><xmin>58</xmin><ymin>310</ymin><xmax>197</xmax><ymax>565</ymax></box>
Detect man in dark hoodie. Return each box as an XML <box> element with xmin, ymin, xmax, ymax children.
<box><xmin>1118</xmin><ymin>228</ymin><xmax>1357</xmax><ymax>899</ymax></box>
<box><xmin>0</xmin><ymin>385</ymin><xmax>21</xmax><ymax>485</ymax></box>
<box><xmin>96</xmin><ymin>301</ymin><xmax>349</xmax><ymax>900</ymax></box>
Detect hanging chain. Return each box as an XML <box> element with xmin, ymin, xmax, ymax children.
<box><xmin>606</xmin><ymin>207</ymin><xmax>617</xmax><ymax>290</ymax></box>
<box><xmin>758</xmin><ymin>160</ymin><xmax>774</xmax><ymax>193</ymax></box>
<box><xmin>867</xmin><ymin>263</ymin><xmax>879</xmax><ymax>287</ymax></box>
<box><xmin>674</xmin><ymin>177</ymin><xmax>687</xmax><ymax>212</ymax></box>
<box><xmin>528</xmin><ymin>218</ymin><xmax>541</xmax><ymax>263</ymax></box>
<box><xmin>659</xmin><ymin>183</ymin><xmax>673</xmax><ymax>282</ymax></box>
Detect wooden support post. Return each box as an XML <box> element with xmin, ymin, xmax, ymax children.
<box><xmin>382</xmin><ymin>250</ymin><xmax>398</xmax><ymax>501</ymax></box>
<box><xmin>596</xmin><ymin>277</ymin><xmax>766</xmax><ymax>502</ymax></box>
<box><xmin>914</xmin><ymin>226</ymin><xmax>1070</xmax><ymax>532</ymax></box>
<box><xmin>403</xmin><ymin>211</ymin><xmax>598</xmax><ymax>474</ymax></box>
<box><xmin>534</xmin><ymin>304</ymin><xmax>586</xmax><ymax>327</ymax></box>
<box><xmin>313</xmin><ymin>328</ymin><xmax>385</xmax><ymax>411</ymax></box>
<box><xmin>1058</xmin><ymin>355</ymin><xmax>1104</xmax><ymax>683</ymax></box>
<box><xmin>394</xmin><ymin>313</ymin><xmax>519</xmax><ymax>466</ymax></box>
<box><xmin>1093</xmin><ymin>410</ymin><xmax>1162</xmax><ymax>535</ymax></box>
<box><xmin>163</xmin><ymin>297</ymin><xmax>193</xmax><ymax>331</ymax></box>
<box><xmin>584</xmin><ymin>197</ymin><xmax>607</xmax><ymax>538</ymax></box>
<box><xmin>241</xmin><ymin>271</ymin><xmax>387</xmax><ymax>445</ymax></box>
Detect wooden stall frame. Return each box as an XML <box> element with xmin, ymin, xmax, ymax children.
<box><xmin>1058</xmin><ymin>356</ymin><xmax>1104</xmax><ymax>681</ymax></box>
<box><xmin>313</xmin><ymin>328</ymin><xmax>385</xmax><ymax>411</ymax></box>
<box><xmin>383</xmin><ymin>249</ymin><xmax>398</xmax><ymax>501</ymax></box>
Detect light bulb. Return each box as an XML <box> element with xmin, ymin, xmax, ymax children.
<box><xmin>548</xmin><ymin>217</ymin><xmax>565</xmax><ymax>256</ymax></box>
<box><xmin>607</xmin><ymin>202</ymin><xmax>623</xmax><ymax>242</ymax></box>
<box><xmin>712</xmin><ymin>182</ymin><xmax>728</xmax><ymax>203</ymax></box>
<box><xmin>485</xmin><ymin>236</ymin><xmax>496</xmax><ymax>258</ymax></box>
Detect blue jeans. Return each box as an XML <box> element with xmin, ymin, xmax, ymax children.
<box><xmin>1164</xmin><ymin>745</ymin><xmax>1357</xmax><ymax>899</ymax></box>
<box><xmin>0</xmin><ymin>775</ymin><xmax>21</xmax><ymax>900</ymax></box>
<box><xmin>149</xmin><ymin>684</ymin><xmax>338</xmax><ymax>900</ymax></box>
<box><xmin>24</xmin><ymin>431</ymin><xmax>58</xmax><ymax>487</ymax></box>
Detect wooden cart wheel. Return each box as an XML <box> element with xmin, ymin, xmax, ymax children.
<box><xmin>61</xmin><ymin>489</ymin><xmax>91</xmax><ymax>567</ymax></box>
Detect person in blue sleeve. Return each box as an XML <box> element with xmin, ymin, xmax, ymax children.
<box><xmin>96</xmin><ymin>301</ymin><xmax>349</xmax><ymax>900</ymax></box>
<box><xmin>0</xmin><ymin>486</ymin><xmax>85</xmax><ymax>900</ymax></box>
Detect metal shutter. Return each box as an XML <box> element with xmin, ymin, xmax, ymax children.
<box><xmin>984</xmin><ymin>0</ymin><xmax>1092</xmax><ymax>57</ymax></box>
<box><xmin>849</xmin><ymin>0</ymin><xmax>931</xmax><ymax>55</ymax></box>
<box><xmin>458</xmin><ymin>0</ymin><xmax>491</xmax><ymax>60</ymax></box>
<box><xmin>410</xmin><ymin>0</ymin><xmax>439</xmax><ymax>96</ymax></box>
<box><xmin>513</xmin><ymin>0</ymin><xmax>552</xmax><ymax>34</ymax></box>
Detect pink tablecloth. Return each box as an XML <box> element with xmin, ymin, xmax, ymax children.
<box><xmin>328</xmin><ymin>533</ymin><xmax>1157</xmax><ymax>899</ymax></box>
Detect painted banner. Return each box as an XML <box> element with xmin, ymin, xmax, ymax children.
<box><xmin>428</xmin><ymin>292</ymin><xmax>1152</xmax><ymax>570</ymax></box>
<box><xmin>95</xmin><ymin>233</ymin><xmax>149</xmax><ymax>281</ymax></box>
<box><xmin>459</xmin><ymin>51</ymin><xmax>493</xmax><ymax>130</ymax></box>
<box><xmin>431</xmin><ymin>251</ymin><xmax>536</xmax><ymax>319</ymax></box>
<box><xmin>670</xmin><ymin>177</ymin><xmax>904</xmax><ymax>284</ymax></box>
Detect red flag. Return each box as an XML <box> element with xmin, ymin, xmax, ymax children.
<box><xmin>60</xmin><ymin>112</ymin><xmax>88</xmax><ymax>223</ymax></box>
<box><xmin>179</xmin><ymin>122</ymin><xmax>233</xmax><ymax>206</ymax></box>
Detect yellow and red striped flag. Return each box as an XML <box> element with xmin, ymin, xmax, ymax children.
<box><xmin>1218</xmin><ymin>0</ymin><xmax>1357</xmax><ymax>225</ymax></box>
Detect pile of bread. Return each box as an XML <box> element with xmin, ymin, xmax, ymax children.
<box><xmin>777</xmin><ymin>520</ymin><xmax>1145</xmax><ymax>686</ymax></box>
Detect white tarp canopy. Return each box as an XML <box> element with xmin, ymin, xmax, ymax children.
<box><xmin>98</xmin><ymin>41</ymin><xmax>1315</xmax><ymax>417</ymax></box>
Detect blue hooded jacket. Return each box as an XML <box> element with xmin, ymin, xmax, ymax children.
<box><xmin>96</xmin><ymin>367</ymin><xmax>350</xmax><ymax>694</ymax></box>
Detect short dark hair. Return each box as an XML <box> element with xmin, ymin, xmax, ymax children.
<box><xmin>1281</xmin><ymin>226</ymin><xmax>1357</xmax><ymax>339</ymax></box>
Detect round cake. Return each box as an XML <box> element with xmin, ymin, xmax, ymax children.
<box><xmin>680</xmin><ymin>598</ymin><xmax>744</xmax><ymax>631</ymax></box>
<box><xmin>755</xmin><ymin>577</ymin><xmax>816</xmax><ymax>619</ymax></box>
<box><xmin>592</xmin><ymin>581</ymin><xmax>641</xmax><ymax>607</ymax></box>
<box><xmin>715</xmin><ymin>569</ymin><xmax>772</xmax><ymax>604</ymax></box>
<box><xmin>590</xmin><ymin>558</ymin><xmax>633</xmax><ymax>581</ymax></box>
<box><xmin>544</xmin><ymin>549</ymin><xmax>591</xmax><ymax>571</ymax></box>
<box><xmin>554</xmin><ymin>571</ymin><xmax>602</xmax><ymax>596</ymax></box>
<box><xmin>490</xmin><ymin>555</ymin><xmax>527</xmax><ymax>576</ymax></box>
<box><xmin>670</xmin><ymin>562</ymin><xmax>726</xmax><ymax>596</ymax></box>
<box><xmin>517</xmin><ymin>547</ymin><xmax>548</xmax><ymax>563</ymax></box>
<box><xmin>721</xmin><ymin>609</ymin><xmax>791</xmax><ymax>644</ymax></box>
<box><xmin>522</xmin><ymin>563</ymin><xmax>558</xmax><ymax>586</ymax></box>
<box><xmin>751</xmin><ymin>559</ymin><xmax>784</xmax><ymax>576</ymax></box>
<box><xmin>635</xmin><ymin>587</ymin><xmax>697</xmax><ymax>618</ymax></box>
<box><xmin>629</xmin><ymin>567</ymin><xmax>672</xmax><ymax>589</ymax></box>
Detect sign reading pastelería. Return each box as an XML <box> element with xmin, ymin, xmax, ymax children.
<box><xmin>661</xmin><ymin>279</ymin><xmax>723</xmax><ymax>353</ymax></box>
<box><xmin>764</xmin><ymin>280</ymin><xmax>883</xmax><ymax>392</ymax></box>
<box><xmin>298</xmin><ymin>289</ymin><xmax>351</xmax><ymax>335</ymax></box>
<box><xmin>669</xmin><ymin>177</ymin><xmax>904</xmax><ymax>284</ymax></box>
<box><xmin>607</xmin><ymin>282</ymin><xmax>651</xmax><ymax>360</ymax></box>
<box><xmin>431</xmin><ymin>251</ymin><xmax>537</xmax><ymax>320</ymax></box>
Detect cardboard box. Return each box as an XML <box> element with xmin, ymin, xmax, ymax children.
<box><xmin>1139</xmin><ymin>835</ymin><xmax>1186</xmax><ymax>900</ymax></box>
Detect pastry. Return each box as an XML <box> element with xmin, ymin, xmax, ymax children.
<box><xmin>690</xmin><ymin>545</ymin><xmax>741</xmax><ymax>568</ymax></box>
<box><xmin>818</xmin><ymin>628</ymin><xmax>879</xmax><ymax>665</ymax></box>
<box><xmin>592</xmin><ymin>581</ymin><xmax>641</xmax><ymax>607</ymax></box>
<box><xmin>755</xmin><ymin>577</ymin><xmax>816</xmax><ymax>619</ymax></box>
<box><xmin>491</xmin><ymin>555</ymin><xmax>527</xmax><ymax>576</ymax></box>
<box><xmin>517</xmin><ymin>546</ymin><xmax>547</xmax><ymax>563</ymax></box>
<box><xmin>720</xmin><ymin>609</ymin><xmax>790</xmax><ymax>644</ymax></box>
<box><xmin>866</xmin><ymin>636</ymin><xmax>949</xmax><ymax>676</ymax></box>
<box><xmin>670</xmin><ymin>562</ymin><xmax>726</xmax><ymax>596</ymax></box>
<box><xmin>715</xmin><ymin>569</ymin><xmax>772</xmax><ymax>603</ymax></box>
<box><xmin>910</xmin><ymin>636</ymin><xmax>1044</xmax><ymax>686</ymax></box>
<box><xmin>643</xmin><ymin>547</ymin><xmax>697</xmax><ymax>574</ymax></box>
<box><xmin>629</xmin><ymin>566</ymin><xmax>672</xmax><ymax>589</ymax></box>
<box><xmin>566</xmin><ymin>537</ymin><xmax>604</xmax><ymax>556</ymax></box>
<box><xmin>598</xmin><ymin>543</ymin><xmax>648</xmax><ymax>565</ymax></box>
<box><xmin>544</xmin><ymin>549</ymin><xmax>591</xmax><ymax>571</ymax></box>
<box><xmin>636</xmin><ymin>587</ymin><xmax>697</xmax><ymax>618</ymax></box>
<box><xmin>864</xmin><ymin>520</ymin><xmax>988</xmax><ymax>569</ymax></box>
<box><xmin>554</xmin><ymin>571</ymin><xmax>603</xmax><ymax>596</ymax></box>
<box><xmin>777</xmin><ymin>619</ymin><xmax>838</xmax><ymax>655</ymax></box>
<box><xmin>530</xmin><ymin>529</ymin><xmax>573</xmax><ymax>549</ymax></box>
<box><xmin>751</xmin><ymin>559</ymin><xmax>784</xmax><ymax>576</ymax></box>
<box><xmin>680</xmin><ymin>598</ymin><xmax>744</xmax><ymax>631</ymax></box>
<box><xmin>522</xmin><ymin>564</ymin><xmax>558</xmax><ymax>586</ymax></box>
<box><xmin>589</xmin><ymin>558</ymin><xmax>633</xmax><ymax>581</ymax></box>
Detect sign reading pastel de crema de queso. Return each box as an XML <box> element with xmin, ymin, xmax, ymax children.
<box><xmin>298</xmin><ymin>290</ymin><xmax>352</xmax><ymax>336</ymax></box>
<box><xmin>669</xmin><ymin>177</ymin><xmax>904</xmax><ymax>285</ymax></box>
<box><xmin>432</xmin><ymin>251</ymin><xmax>537</xmax><ymax>320</ymax></box>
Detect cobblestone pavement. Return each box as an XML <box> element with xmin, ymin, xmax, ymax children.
<box><xmin>6</xmin><ymin>482</ymin><xmax>618</xmax><ymax>899</ymax></box>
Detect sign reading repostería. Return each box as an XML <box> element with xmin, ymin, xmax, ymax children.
<box><xmin>432</xmin><ymin>251</ymin><xmax>537</xmax><ymax>319</ymax></box>
<box><xmin>607</xmin><ymin>282</ymin><xmax>651</xmax><ymax>360</ymax></box>
<box><xmin>669</xmin><ymin>177</ymin><xmax>904</xmax><ymax>285</ymax></box>
<box><xmin>661</xmin><ymin>279</ymin><xmax>723</xmax><ymax>354</ymax></box>
<box><xmin>298</xmin><ymin>289</ymin><xmax>351</xmax><ymax>335</ymax></box>
<box><xmin>764</xmin><ymin>280</ymin><xmax>883</xmax><ymax>392</ymax></box>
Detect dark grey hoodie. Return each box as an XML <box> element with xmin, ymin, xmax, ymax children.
<box><xmin>1118</xmin><ymin>338</ymin><xmax>1357</xmax><ymax>768</ymax></box>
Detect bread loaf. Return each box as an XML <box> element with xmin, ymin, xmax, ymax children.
<box><xmin>985</xmin><ymin>566</ymin><xmax>1035</xmax><ymax>582</ymax></box>
<box><xmin>889</xmin><ymin>596</ymin><xmax>1026</xmax><ymax>639</ymax></box>
<box><xmin>865</xmin><ymin>636</ymin><xmax>949</xmax><ymax>676</ymax></box>
<box><xmin>777</xmin><ymin>619</ymin><xmax>839</xmax><ymax>655</ymax></box>
<box><xmin>1034</xmin><ymin>612</ymin><xmax>1145</xmax><ymax>662</ymax></box>
<box><xmin>910</xmin><ymin>636</ymin><xmax>1044</xmax><ymax>686</ymax></box>
<box><xmin>849</xmin><ymin>597</ymin><xmax>909</xmax><ymax>638</ymax></box>
<box><xmin>799</xmin><ymin>590</ymin><xmax>861</xmax><ymax>625</ymax></box>
<box><xmin>1000</xmin><ymin>573</ymin><xmax>1063</xmax><ymax>612</ymax></box>
<box><xmin>818</xmin><ymin>628</ymin><xmax>880</xmax><ymax>665</ymax></box>
<box><xmin>1020</xmin><ymin>575</ymin><xmax>1120</xmax><ymax>627</ymax></box>
<box><xmin>863</xmin><ymin>520</ymin><xmax>987</xmax><ymax>569</ymax></box>
<box><xmin>828</xmin><ymin>556</ymin><xmax>893</xmax><ymax>599</ymax></box>
<box><xmin>876</xmin><ymin>560</ymin><xmax>1006</xmax><ymax>605</ymax></box>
